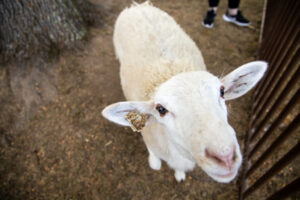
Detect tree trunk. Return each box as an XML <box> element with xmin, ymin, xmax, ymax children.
<box><xmin>0</xmin><ymin>0</ymin><xmax>87</xmax><ymax>63</ymax></box>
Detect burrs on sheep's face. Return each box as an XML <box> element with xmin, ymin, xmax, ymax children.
<box><xmin>126</xmin><ymin>110</ymin><xmax>149</xmax><ymax>132</ymax></box>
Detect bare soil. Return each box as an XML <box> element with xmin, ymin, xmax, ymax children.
<box><xmin>0</xmin><ymin>0</ymin><xmax>265</xmax><ymax>199</ymax></box>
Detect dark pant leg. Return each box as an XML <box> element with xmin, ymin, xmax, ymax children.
<box><xmin>228</xmin><ymin>0</ymin><xmax>240</xmax><ymax>8</ymax></box>
<box><xmin>209</xmin><ymin>0</ymin><xmax>220</xmax><ymax>7</ymax></box>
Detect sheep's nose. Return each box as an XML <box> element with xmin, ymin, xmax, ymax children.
<box><xmin>205</xmin><ymin>148</ymin><xmax>236</xmax><ymax>169</ymax></box>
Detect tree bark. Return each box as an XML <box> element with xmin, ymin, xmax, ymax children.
<box><xmin>0</xmin><ymin>0</ymin><xmax>87</xmax><ymax>63</ymax></box>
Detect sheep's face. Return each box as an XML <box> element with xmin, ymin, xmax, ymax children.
<box><xmin>152</xmin><ymin>71</ymin><xmax>242</xmax><ymax>183</ymax></box>
<box><xmin>102</xmin><ymin>61</ymin><xmax>267</xmax><ymax>183</ymax></box>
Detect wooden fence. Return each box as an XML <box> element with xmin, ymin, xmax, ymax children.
<box><xmin>239</xmin><ymin>0</ymin><xmax>300</xmax><ymax>199</ymax></box>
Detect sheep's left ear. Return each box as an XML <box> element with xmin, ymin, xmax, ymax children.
<box><xmin>221</xmin><ymin>61</ymin><xmax>268</xmax><ymax>100</ymax></box>
<box><xmin>102</xmin><ymin>101</ymin><xmax>153</xmax><ymax>127</ymax></box>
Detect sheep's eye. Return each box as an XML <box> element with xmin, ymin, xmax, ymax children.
<box><xmin>220</xmin><ymin>86</ymin><xmax>225</xmax><ymax>98</ymax></box>
<box><xmin>156</xmin><ymin>104</ymin><xmax>168</xmax><ymax>117</ymax></box>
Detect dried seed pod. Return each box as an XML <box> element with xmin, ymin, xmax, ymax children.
<box><xmin>126</xmin><ymin>110</ymin><xmax>149</xmax><ymax>132</ymax></box>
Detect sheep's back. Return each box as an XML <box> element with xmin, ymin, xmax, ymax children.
<box><xmin>113</xmin><ymin>2</ymin><xmax>206</xmax><ymax>101</ymax></box>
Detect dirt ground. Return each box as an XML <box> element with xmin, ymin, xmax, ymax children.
<box><xmin>0</xmin><ymin>0</ymin><xmax>265</xmax><ymax>199</ymax></box>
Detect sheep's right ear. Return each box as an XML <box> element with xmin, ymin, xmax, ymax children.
<box><xmin>221</xmin><ymin>61</ymin><xmax>268</xmax><ymax>100</ymax></box>
<box><xmin>102</xmin><ymin>101</ymin><xmax>153</xmax><ymax>126</ymax></box>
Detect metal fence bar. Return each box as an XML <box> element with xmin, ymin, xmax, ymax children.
<box><xmin>253</xmin><ymin>24</ymin><xmax>299</xmax><ymax>110</ymax></box>
<box><xmin>246</xmin><ymin>113</ymin><xmax>299</xmax><ymax>177</ymax></box>
<box><xmin>257</xmin><ymin>3</ymin><xmax>289</xmax><ymax>61</ymax></box>
<box><xmin>255</xmin><ymin>0</ymin><xmax>289</xmax><ymax>70</ymax></box>
<box><xmin>252</xmin><ymin>1</ymin><xmax>299</xmax><ymax>102</ymax></box>
<box><xmin>253</xmin><ymin>0</ymin><xmax>280</xmax><ymax>99</ymax></box>
<box><xmin>243</xmin><ymin>142</ymin><xmax>300</xmax><ymax>198</ymax></box>
<box><xmin>258</xmin><ymin>3</ymin><xmax>297</xmax><ymax>66</ymax></box>
<box><xmin>239</xmin><ymin>1</ymin><xmax>300</xmax><ymax>199</ymax></box>
<box><xmin>249</xmin><ymin>61</ymin><xmax>299</xmax><ymax>142</ymax></box>
<box><xmin>251</xmin><ymin>32</ymin><xmax>299</xmax><ymax>125</ymax></box>
<box><xmin>248</xmin><ymin>89</ymin><xmax>299</xmax><ymax>159</ymax></box>
<box><xmin>258</xmin><ymin>0</ymin><xmax>267</xmax><ymax>44</ymax></box>
<box><xmin>266</xmin><ymin>177</ymin><xmax>300</xmax><ymax>200</ymax></box>
<box><xmin>250</xmin><ymin>46</ymin><xmax>299</xmax><ymax>135</ymax></box>
<box><xmin>261</xmin><ymin>1</ymin><xmax>279</xmax><ymax>41</ymax></box>
<box><xmin>251</xmin><ymin>24</ymin><xmax>299</xmax><ymax>115</ymax></box>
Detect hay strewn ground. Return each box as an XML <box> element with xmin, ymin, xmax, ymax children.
<box><xmin>0</xmin><ymin>0</ymin><xmax>265</xmax><ymax>199</ymax></box>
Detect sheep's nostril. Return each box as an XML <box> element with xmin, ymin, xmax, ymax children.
<box><xmin>205</xmin><ymin>148</ymin><xmax>235</xmax><ymax>169</ymax></box>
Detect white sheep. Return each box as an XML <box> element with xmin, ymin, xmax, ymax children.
<box><xmin>102</xmin><ymin>2</ymin><xmax>267</xmax><ymax>183</ymax></box>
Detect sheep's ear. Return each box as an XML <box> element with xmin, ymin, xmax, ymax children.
<box><xmin>102</xmin><ymin>101</ymin><xmax>153</xmax><ymax>126</ymax></box>
<box><xmin>221</xmin><ymin>61</ymin><xmax>268</xmax><ymax>100</ymax></box>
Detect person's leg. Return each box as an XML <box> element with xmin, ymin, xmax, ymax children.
<box><xmin>202</xmin><ymin>0</ymin><xmax>219</xmax><ymax>28</ymax></box>
<box><xmin>209</xmin><ymin>0</ymin><xmax>220</xmax><ymax>12</ymax></box>
<box><xmin>228</xmin><ymin>0</ymin><xmax>240</xmax><ymax>15</ymax></box>
<box><xmin>223</xmin><ymin>0</ymin><xmax>250</xmax><ymax>26</ymax></box>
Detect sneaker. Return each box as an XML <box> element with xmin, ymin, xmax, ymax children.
<box><xmin>223</xmin><ymin>11</ymin><xmax>250</xmax><ymax>26</ymax></box>
<box><xmin>202</xmin><ymin>10</ymin><xmax>216</xmax><ymax>28</ymax></box>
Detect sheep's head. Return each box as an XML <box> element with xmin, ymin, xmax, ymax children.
<box><xmin>102</xmin><ymin>61</ymin><xmax>267</xmax><ymax>183</ymax></box>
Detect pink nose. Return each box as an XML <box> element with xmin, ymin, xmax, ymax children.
<box><xmin>205</xmin><ymin>148</ymin><xmax>236</xmax><ymax>169</ymax></box>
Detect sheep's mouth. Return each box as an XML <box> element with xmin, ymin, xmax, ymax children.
<box><xmin>206</xmin><ymin>167</ymin><xmax>238</xmax><ymax>181</ymax></box>
<box><xmin>213</xmin><ymin>171</ymin><xmax>235</xmax><ymax>178</ymax></box>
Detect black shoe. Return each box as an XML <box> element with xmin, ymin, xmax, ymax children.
<box><xmin>223</xmin><ymin>10</ymin><xmax>250</xmax><ymax>26</ymax></box>
<box><xmin>202</xmin><ymin>10</ymin><xmax>216</xmax><ymax>28</ymax></box>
